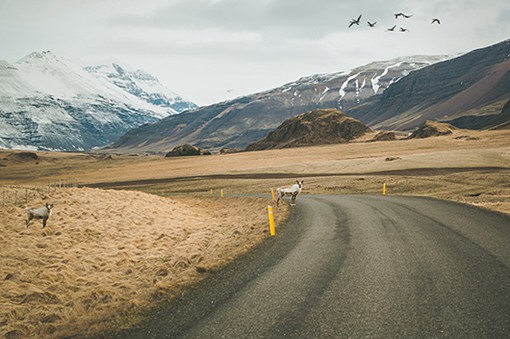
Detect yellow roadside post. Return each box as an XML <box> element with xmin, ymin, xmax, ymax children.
<box><xmin>220</xmin><ymin>189</ymin><xmax>224</xmax><ymax>198</ymax></box>
<box><xmin>267</xmin><ymin>205</ymin><xmax>276</xmax><ymax>236</ymax></box>
<box><xmin>271</xmin><ymin>188</ymin><xmax>276</xmax><ymax>201</ymax></box>
<box><xmin>383</xmin><ymin>183</ymin><xmax>387</xmax><ymax>196</ymax></box>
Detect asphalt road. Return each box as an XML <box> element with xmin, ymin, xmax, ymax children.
<box><xmin>113</xmin><ymin>195</ymin><xmax>510</xmax><ymax>338</ymax></box>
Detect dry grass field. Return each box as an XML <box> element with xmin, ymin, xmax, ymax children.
<box><xmin>0</xmin><ymin>188</ymin><xmax>288</xmax><ymax>338</ymax></box>
<box><xmin>0</xmin><ymin>127</ymin><xmax>509</xmax><ymax>338</ymax></box>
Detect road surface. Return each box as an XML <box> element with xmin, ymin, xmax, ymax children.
<box><xmin>113</xmin><ymin>195</ymin><xmax>510</xmax><ymax>338</ymax></box>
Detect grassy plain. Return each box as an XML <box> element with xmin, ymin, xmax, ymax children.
<box><xmin>0</xmin><ymin>128</ymin><xmax>509</xmax><ymax>338</ymax></box>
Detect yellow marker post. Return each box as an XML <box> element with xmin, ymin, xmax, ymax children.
<box><xmin>210</xmin><ymin>189</ymin><xmax>213</xmax><ymax>195</ymax></box>
<box><xmin>267</xmin><ymin>205</ymin><xmax>276</xmax><ymax>236</ymax></box>
<box><xmin>382</xmin><ymin>183</ymin><xmax>387</xmax><ymax>196</ymax></box>
<box><xmin>271</xmin><ymin>188</ymin><xmax>276</xmax><ymax>201</ymax></box>
<box><xmin>220</xmin><ymin>189</ymin><xmax>224</xmax><ymax>198</ymax></box>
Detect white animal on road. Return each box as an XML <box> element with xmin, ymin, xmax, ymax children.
<box><xmin>277</xmin><ymin>180</ymin><xmax>303</xmax><ymax>207</ymax></box>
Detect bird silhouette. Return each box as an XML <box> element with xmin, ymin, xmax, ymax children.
<box><xmin>349</xmin><ymin>14</ymin><xmax>362</xmax><ymax>28</ymax></box>
<box><xmin>395</xmin><ymin>12</ymin><xmax>413</xmax><ymax>19</ymax></box>
<box><xmin>399</xmin><ymin>27</ymin><xmax>410</xmax><ymax>32</ymax></box>
<box><xmin>386</xmin><ymin>25</ymin><xmax>396</xmax><ymax>31</ymax></box>
<box><xmin>431</xmin><ymin>18</ymin><xmax>441</xmax><ymax>24</ymax></box>
<box><xmin>367</xmin><ymin>21</ymin><xmax>377</xmax><ymax>27</ymax></box>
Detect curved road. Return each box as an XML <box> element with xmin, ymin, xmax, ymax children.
<box><xmin>114</xmin><ymin>195</ymin><xmax>510</xmax><ymax>338</ymax></box>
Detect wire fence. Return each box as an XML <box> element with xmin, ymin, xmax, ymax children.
<box><xmin>1</xmin><ymin>178</ymin><xmax>78</xmax><ymax>208</ymax></box>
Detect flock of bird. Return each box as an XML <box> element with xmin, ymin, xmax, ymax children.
<box><xmin>348</xmin><ymin>12</ymin><xmax>441</xmax><ymax>32</ymax></box>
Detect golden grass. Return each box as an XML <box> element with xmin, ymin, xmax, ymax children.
<box><xmin>0</xmin><ymin>128</ymin><xmax>509</xmax><ymax>337</ymax></box>
<box><xmin>0</xmin><ymin>188</ymin><xmax>288</xmax><ymax>338</ymax></box>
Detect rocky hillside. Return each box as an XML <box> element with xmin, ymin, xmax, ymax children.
<box><xmin>447</xmin><ymin>98</ymin><xmax>510</xmax><ymax>130</ymax></box>
<box><xmin>245</xmin><ymin>109</ymin><xmax>371</xmax><ymax>151</ymax></box>
<box><xmin>108</xmin><ymin>55</ymin><xmax>446</xmax><ymax>153</ymax></box>
<box><xmin>349</xmin><ymin>39</ymin><xmax>510</xmax><ymax>130</ymax></box>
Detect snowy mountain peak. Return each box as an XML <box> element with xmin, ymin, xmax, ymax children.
<box><xmin>113</xmin><ymin>63</ymin><xmax>128</xmax><ymax>76</ymax></box>
<box><xmin>18</xmin><ymin>50</ymin><xmax>58</xmax><ymax>62</ymax></box>
<box><xmin>85</xmin><ymin>62</ymin><xmax>197</xmax><ymax>113</ymax></box>
<box><xmin>0</xmin><ymin>51</ymin><xmax>198</xmax><ymax>151</ymax></box>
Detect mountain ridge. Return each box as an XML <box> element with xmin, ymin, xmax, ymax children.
<box><xmin>108</xmin><ymin>54</ymin><xmax>448</xmax><ymax>153</ymax></box>
<box><xmin>349</xmin><ymin>40</ymin><xmax>510</xmax><ymax>130</ymax></box>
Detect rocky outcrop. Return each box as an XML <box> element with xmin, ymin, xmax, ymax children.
<box><xmin>165</xmin><ymin>144</ymin><xmax>210</xmax><ymax>157</ymax></box>
<box><xmin>219</xmin><ymin>147</ymin><xmax>242</xmax><ymax>154</ymax></box>
<box><xmin>370</xmin><ymin>131</ymin><xmax>397</xmax><ymax>142</ymax></box>
<box><xmin>245</xmin><ymin>109</ymin><xmax>371</xmax><ymax>151</ymax></box>
<box><xmin>408</xmin><ymin>120</ymin><xmax>456</xmax><ymax>139</ymax></box>
<box><xmin>6</xmin><ymin>152</ymin><xmax>39</xmax><ymax>162</ymax></box>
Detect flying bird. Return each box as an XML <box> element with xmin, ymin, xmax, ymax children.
<box><xmin>395</xmin><ymin>12</ymin><xmax>413</xmax><ymax>19</ymax></box>
<box><xmin>349</xmin><ymin>14</ymin><xmax>362</xmax><ymax>28</ymax></box>
<box><xmin>399</xmin><ymin>27</ymin><xmax>410</xmax><ymax>32</ymax></box>
<box><xmin>386</xmin><ymin>25</ymin><xmax>396</xmax><ymax>31</ymax></box>
<box><xmin>367</xmin><ymin>21</ymin><xmax>377</xmax><ymax>27</ymax></box>
<box><xmin>431</xmin><ymin>18</ymin><xmax>441</xmax><ymax>24</ymax></box>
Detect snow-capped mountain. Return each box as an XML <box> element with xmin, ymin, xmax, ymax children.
<box><xmin>0</xmin><ymin>51</ymin><xmax>197</xmax><ymax>151</ymax></box>
<box><xmin>85</xmin><ymin>62</ymin><xmax>197</xmax><ymax>114</ymax></box>
<box><xmin>348</xmin><ymin>40</ymin><xmax>510</xmax><ymax>130</ymax></box>
<box><xmin>109</xmin><ymin>55</ymin><xmax>449</xmax><ymax>153</ymax></box>
<box><xmin>279</xmin><ymin>55</ymin><xmax>450</xmax><ymax>111</ymax></box>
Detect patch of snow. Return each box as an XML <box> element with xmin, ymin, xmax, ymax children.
<box><xmin>319</xmin><ymin>87</ymin><xmax>330</xmax><ymax>102</ymax></box>
<box><xmin>370</xmin><ymin>62</ymin><xmax>403</xmax><ymax>94</ymax></box>
<box><xmin>338</xmin><ymin>72</ymin><xmax>361</xmax><ymax>102</ymax></box>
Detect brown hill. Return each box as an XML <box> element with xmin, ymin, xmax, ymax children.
<box><xmin>245</xmin><ymin>109</ymin><xmax>371</xmax><ymax>151</ymax></box>
<box><xmin>370</xmin><ymin>131</ymin><xmax>398</xmax><ymax>142</ymax></box>
<box><xmin>165</xmin><ymin>144</ymin><xmax>210</xmax><ymax>157</ymax></box>
<box><xmin>408</xmin><ymin>120</ymin><xmax>457</xmax><ymax>139</ymax></box>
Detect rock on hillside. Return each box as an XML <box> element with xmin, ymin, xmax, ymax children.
<box><xmin>165</xmin><ymin>144</ymin><xmax>210</xmax><ymax>157</ymax></box>
<box><xmin>408</xmin><ymin>120</ymin><xmax>457</xmax><ymax>139</ymax></box>
<box><xmin>370</xmin><ymin>131</ymin><xmax>397</xmax><ymax>142</ymax></box>
<box><xmin>245</xmin><ymin>109</ymin><xmax>372</xmax><ymax>151</ymax></box>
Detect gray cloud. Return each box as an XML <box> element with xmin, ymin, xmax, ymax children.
<box><xmin>1</xmin><ymin>0</ymin><xmax>510</xmax><ymax>105</ymax></box>
<box><xmin>111</xmin><ymin>0</ymin><xmax>394</xmax><ymax>39</ymax></box>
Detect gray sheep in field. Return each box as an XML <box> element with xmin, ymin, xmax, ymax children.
<box><xmin>25</xmin><ymin>203</ymin><xmax>54</xmax><ymax>228</ymax></box>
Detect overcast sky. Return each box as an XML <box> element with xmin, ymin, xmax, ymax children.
<box><xmin>1</xmin><ymin>0</ymin><xmax>509</xmax><ymax>106</ymax></box>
